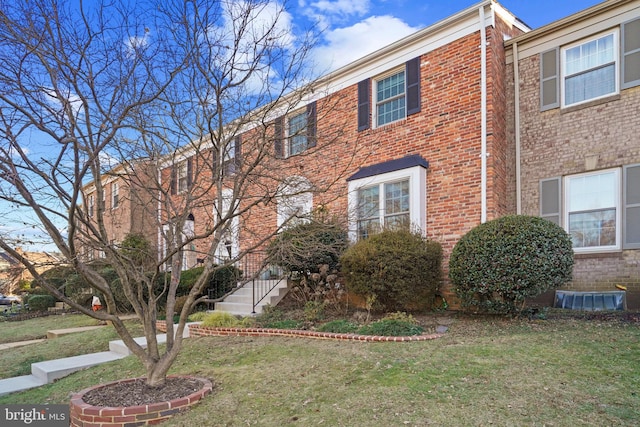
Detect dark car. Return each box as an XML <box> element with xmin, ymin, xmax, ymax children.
<box><xmin>0</xmin><ymin>294</ymin><xmax>20</xmax><ymax>306</ymax></box>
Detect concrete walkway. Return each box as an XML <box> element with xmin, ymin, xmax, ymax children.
<box><xmin>0</xmin><ymin>324</ymin><xmax>194</xmax><ymax>397</ymax></box>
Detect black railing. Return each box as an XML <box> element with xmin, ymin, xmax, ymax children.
<box><xmin>241</xmin><ymin>251</ymin><xmax>284</xmax><ymax>313</ymax></box>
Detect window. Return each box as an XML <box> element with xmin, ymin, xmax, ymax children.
<box><xmin>565</xmin><ymin>169</ymin><xmax>619</xmax><ymax>250</ymax></box>
<box><xmin>274</xmin><ymin>102</ymin><xmax>316</xmax><ymax>158</ymax></box>
<box><xmin>376</xmin><ymin>70</ymin><xmax>406</xmax><ymax>126</ymax></box>
<box><xmin>111</xmin><ymin>182</ymin><xmax>119</xmax><ymax>209</ymax></box>
<box><xmin>177</xmin><ymin>160</ymin><xmax>189</xmax><ymax>193</ymax></box>
<box><xmin>540</xmin><ymin>164</ymin><xmax>640</xmax><ymax>252</ymax></box>
<box><xmin>540</xmin><ymin>19</ymin><xmax>640</xmax><ymax>111</ymax></box>
<box><xmin>222</xmin><ymin>137</ymin><xmax>241</xmax><ymax>176</ymax></box>
<box><xmin>562</xmin><ymin>31</ymin><xmax>618</xmax><ymax>107</ymax></box>
<box><xmin>288</xmin><ymin>113</ymin><xmax>308</xmax><ymax>155</ymax></box>
<box><xmin>357</xmin><ymin>57</ymin><xmax>420</xmax><ymax>130</ymax></box>
<box><xmin>347</xmin><ymin>155</ymin><xmax>428</xmax><ymax>241</ymax></box>
<box><xmin>356</xmin><ymin>180</ymin><xmax>410</xmax><ymax>239</ymax></box>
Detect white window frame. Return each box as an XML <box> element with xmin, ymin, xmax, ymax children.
<box><xmin>374</xmin><ymin>67</ymin><xmax>406</xmax><ymax>128</ymax></box>
<box><xmin>276</xmin><ymin>176</ymin><xmax>313</xmax><ymax>228</ymax></box>
<box><xmin>563</xmin><ymin>168</ymin><xmax>621</xmax><ymax>253</ymax></box>
<box><xmin>214</xmin><ymin>188</ymin><xmax>240</xmax><ymax>263</ymax></box>
<box><xmin>561</xmin><ymin>30</ymin><xmax>619</xmax><ymax>108</ymax></box>
<box><xmin>287</xmin><ymin>111</ymin><xmax>308</xmax><ymax>157</ymax></box>
<box><xmin>347</xmin><ymin>166</ymin><xmax>426</xmax><ymax>242</ymax></box>
<box><xmin>111</xmin><ymin>182</ymin><xmax>119</xmax><ymax>209</ymax></box>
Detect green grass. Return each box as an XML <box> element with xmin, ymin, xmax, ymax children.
<box><xmin>0</xmin><ymin>314</ymin><xmax>638</xmax><ymax>426</ymax></box>
<box><xmin>0</xmin><ymin>313</ymin><xmax>102</xmax><ymax>344</ymax></box>
<box><xmin>0</xmin><ymin>314</ymin><xmax>143</xmax><ymax>379</ymax></box>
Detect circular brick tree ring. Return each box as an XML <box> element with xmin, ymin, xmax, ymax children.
<box><xmin>70</xmin><ymin>376</ymin><xmax>212</xmax><ymax>426</ymax></box>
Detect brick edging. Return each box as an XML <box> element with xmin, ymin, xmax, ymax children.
<box><xmin>69</xmin><ymin>375</ymin><xmax>212</xmax><ymax>426</ymax></box>
<box><xmin>157</xmin><ymin>320</ymin><xmax>443</xmax><ymax>342</ymax></box>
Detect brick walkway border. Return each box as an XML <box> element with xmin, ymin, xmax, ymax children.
<box><xmin>157</xmin><ymin>321</ymin><xmax>444</xmax><ymax>342</ymax></box>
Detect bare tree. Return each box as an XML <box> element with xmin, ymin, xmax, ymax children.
<box><xmin>0</xmin><ymin>0</ymin><xmax>361</xmax><ymax>387</ymax></box>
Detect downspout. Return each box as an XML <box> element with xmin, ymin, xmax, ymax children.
<box><xmin>479</xmin><ymin>5</ymin><xmax>488</xmax><ymax>223</ymax></box>
<box><xmin>513</xmin><ymin>41</ymin><xmax>522</xmax><ymax>214</ymax></box>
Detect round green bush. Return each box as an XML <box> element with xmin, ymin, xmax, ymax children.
<box><xmin>449</xmin><ymin>215</ymin><xmax>574</xmax><ymax>314</ymax></box>
<box><xmin>340</xmin><ymin>229</ymin><xmax>442</xmax><ymax>312</ymax></box>
<box><xmin>268</xmin><ymin>220</ymin><xmax>348</xmax><ymax>275</ymax></box>
<box><xmin>25</xmin><ymin>294</ymin><xmax>56</xmax><ymax>311</ymax></box>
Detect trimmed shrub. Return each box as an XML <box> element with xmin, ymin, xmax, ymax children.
<box><xmin>317</xmin><ymin>319</ymin><xmax>359</xmax><ymax>333</ymax></box>
<box><xmin>187</xmin><ymin>311</ymin><xmax>208</xmax><ymax>322</ymax></box>
<box><xmin>268</xmin><ymin>220</ymin><xmax>348</xmax><ymax>275</ymax></box>
<box><xmin>25</xmin><ymin>294</ymin><xmax>55</xmax><ymax>311</ymax></box>
<box><xmin>340</xmin><ymin>229</ymin><xmax>442</xmax><ymax>312</ymax></box>
<box><xmin>202</xmin><ymin>311</ymin><xmax>243</xmax><ymax>328</ymax></box>
<box><xmin>449</xmin><ymin>215</ymin><xmax>574</xmax><ymax>314</ymax></box>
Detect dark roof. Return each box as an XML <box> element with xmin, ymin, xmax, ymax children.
<box><xmin>0</xmin><ymin>252</ymin><xmax>17</xmax><ymax>265</ymax></box>
<box><xmin>347</xmin><ymin>154</ymin><xmax>429</xmax><ymax>181</ymax></box>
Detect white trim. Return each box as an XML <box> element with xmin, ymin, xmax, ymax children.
<box><xmin>563</xmin><ymin>167</ymin><xmax>621</xmax><ymax>253</ymax></box>
<box><xmin>560</xmin><ymin>29</ymin><xmax>620</xmax><ymax>108</ymax></box>
<box><xmin>276</xmin><ymin>176</ymin><xmax>313</xmax><ymax>228</ymax></box>
<box><xmin>373</xmin><ymin>66</ymin><xmax>407</xmax><ymax>128</ymax></box>
<box><xmin>347</xmin><ymin>165</ymin><xmax>426</xmax><ymax>242</ymax></box>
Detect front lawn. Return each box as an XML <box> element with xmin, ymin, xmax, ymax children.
<box><xmin>1</xmin><ymin>312</ymin><xmax>638</xmax><ymax>426</ymax></box>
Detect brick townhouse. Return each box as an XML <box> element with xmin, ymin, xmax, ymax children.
<box><xmin>159</xmin><ymin>0</ymin><xmax>526</xmax><ymax>302</ymax></box>
<box><xmin>81</xmin><ymin>160</ymin><xmax>157</xmax><ymax>260</ymax></box>
<box><xmin>84</xmin><ymin>0</ymin><xmax>640</xmax><ymax>309</ymax></box>
<box><xmin>505</xmin><ymin>0</ymin><xmax>640</xmax><ymax>308</ymax></box>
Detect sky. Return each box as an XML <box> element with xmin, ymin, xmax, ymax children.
<box><xmin>298</xmin><ymin>0</ymin><xmax>603</xmax><ymax>71</ymax></box>
<box><xmin>0</xmin><ymin>0</ymin><xmax>604</xmax><ymax>253</ymax></box>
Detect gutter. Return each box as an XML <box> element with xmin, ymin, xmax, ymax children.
<box><xmin>513</xmin><ymin>41</ymin><xmax>522</xmax><ymax>214</ymax></box>
<box><xmin>479</xmin><ymin>5</ymin><xmax>488</xmax><ymax>223</ymax></box>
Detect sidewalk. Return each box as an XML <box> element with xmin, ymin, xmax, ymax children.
<box><xmin>0</xmin><ymin>323</ymin><xmax>194</xmax><ymax>397</ymax></box>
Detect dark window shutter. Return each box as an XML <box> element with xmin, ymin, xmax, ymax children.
<box><xmin>540</xmin><ymin>177</ymin><xmax>561</xmax><ymax>225</ymax></box>
<box><xmin>170</xmin><ymin>166</ymin><xmax>177</xmax><ymax>195</ymax></box>
<box><xmin>307</xmin><ymin>101</ymin><xmax>317</xmax><ymax>148</ymax></box>
<box><xmin>186</xmin><ymin>158</ymin><xmax>193</xmax><ymax>189</ymax></box>
<box><xmin>357</xmin><ymin>79</ymin><xmax>370</xmax><ymax>131</ymax></box>
<box><xmin>622</xmin><ymin>18</ymin><xmax>640</xmax><ymax>89</ymax></box>
<box><xmin>406</xmin><ymin>57</ymin><xmax>421</xmax><ymax>116</ymax></box>
<box><xmin>540</xmin><ymin>48</ymin><xmax>560</xmax><ymax>111</ymax></box>
<box><xmin>274</xmin><ymin>117</ymin><xmax>284</xmax><ymax>158</ymax></box>
<box><xmin>212</xmin><ymin>147</ymin><xmax>219</xmax><ymax>179</ymax></box>
<box><xmin>234</xmin><ymin>136</ymin><xmax>242</xmax><ymax>167</ymax></box>
<box><xmin>623</xmin><ymin>164</ymin><xmax>640</xmax><ymax>249</ymax></box>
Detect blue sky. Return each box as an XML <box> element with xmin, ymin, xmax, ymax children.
<box><xmin>300</xmin><ymin>0</ymin><xmax>603</xmax><ymax>71</ymax></box>
<box><xmin>0</xmin><ymin>0</ymin><xmax>603</xmax><ymax>252</ymax></box>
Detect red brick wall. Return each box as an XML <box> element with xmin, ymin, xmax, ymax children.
<box><xmin>160</xmin><ymin>15</ymin><xmax>523</xmax><ymax>305</ymax></box>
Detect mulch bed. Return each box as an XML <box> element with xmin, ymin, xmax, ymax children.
<box><xmin>81</xmin><ymin>377</ymin><xmax>205</xmax><ymax>407</ymax></box>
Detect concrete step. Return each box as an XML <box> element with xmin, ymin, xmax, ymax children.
<box><xmin>0</xmin><ymin>326</ymin><xmax>196</xmax><ymax>397</ymax></box>
<box><xmin>108</xmin><ymin>323</ymin><xmax>195</xmax><ymax>356</ymax></box>
<box><xmin>214</xmin><ymin>280</ymin><xmax>289</xmax><ymax>316</ymax></box>
<box><xmin>0</xmin><ymin>375</ymin><xmax>46</xmax><ymax>397</ymax></box>
<box><xmin>31</xmin><ymin>351</ymin><xmax>126</xmax><ymax>383</ymax></box>
<box><xmin>47</xmin><ymin>325</ymin><xmax>106</xmax><ymax>339</ymax></box>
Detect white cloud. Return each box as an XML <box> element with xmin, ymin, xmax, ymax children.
<box><xmin>300</xmin><ymin>0</ymin><xmax>370</xmax><ymax>27</ymax></box>
<box><xmin>312</xmin><ymin>15</ymin><xmax>420</xmax><ymax>71</ymax></box>
<box><xmin>202</xmin><ymin>1</ymin><xmax>297</xmax><ymax>95</ymax></box>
